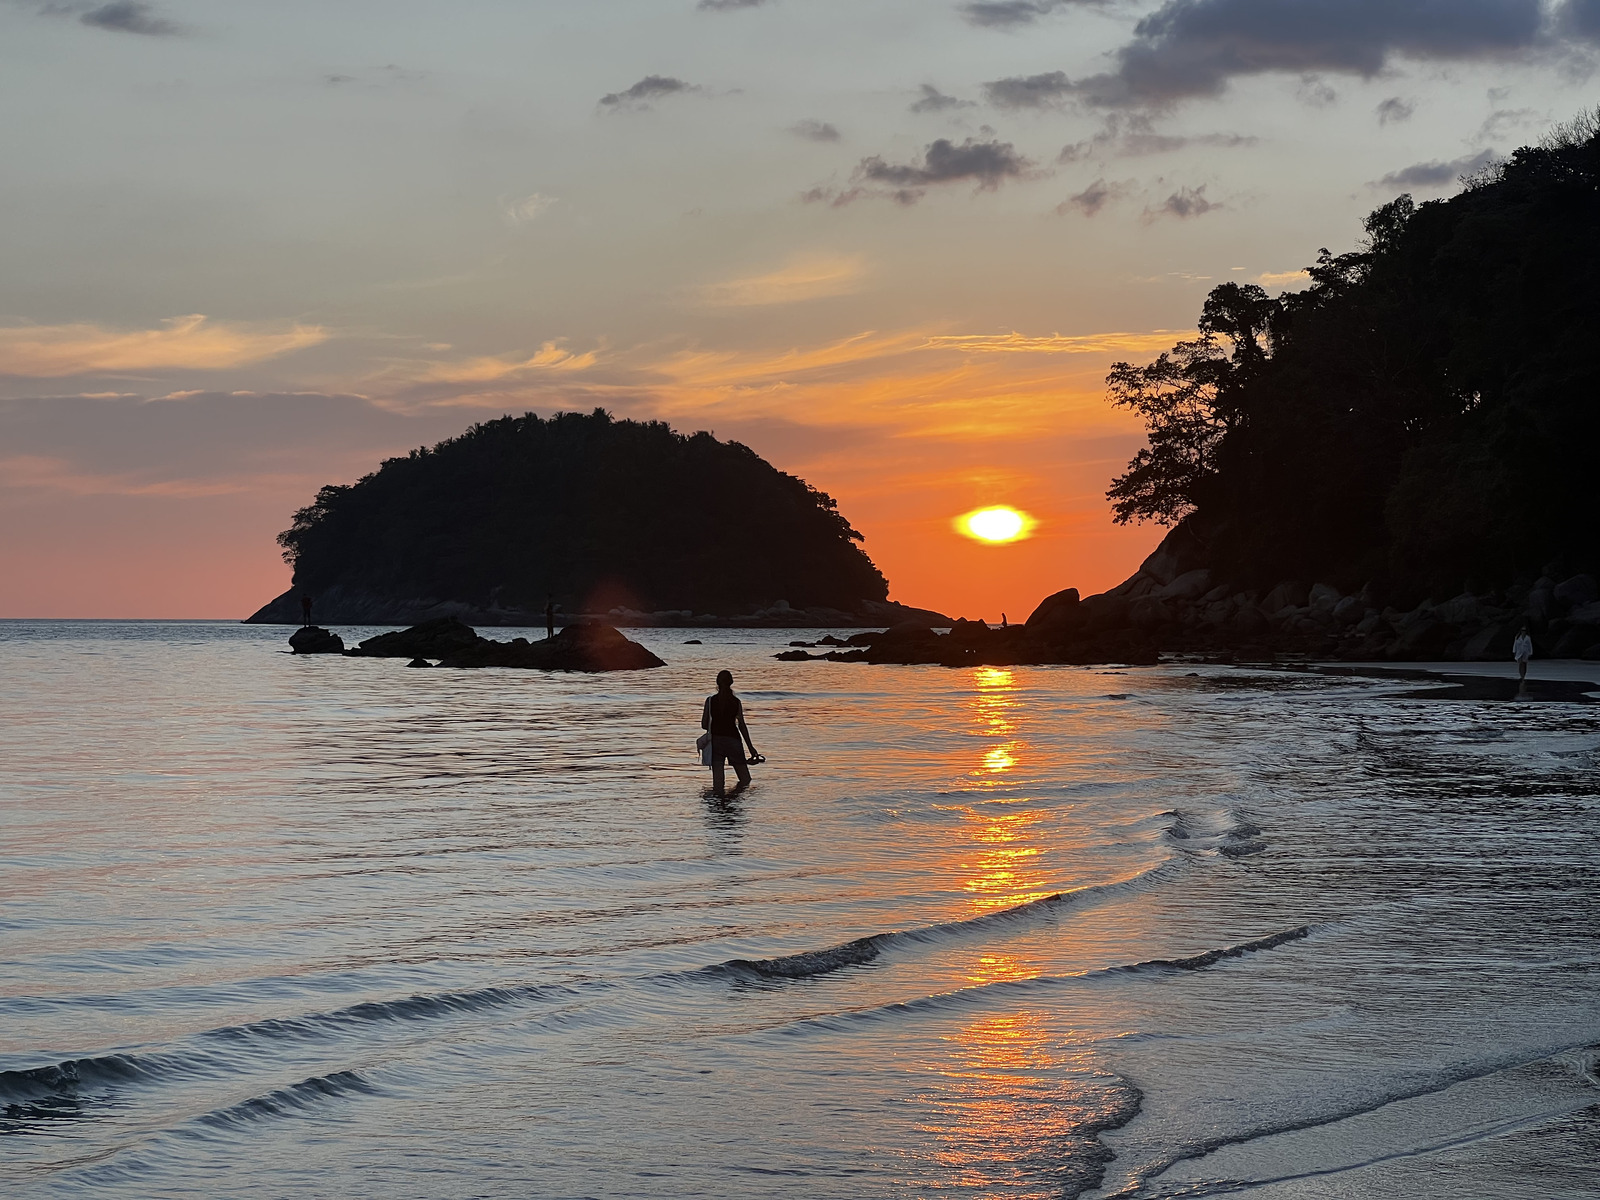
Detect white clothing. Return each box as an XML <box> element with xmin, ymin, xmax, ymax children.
<box><xmin>1512</xmin><ymin>633</ymin><xmax>1533</xmax><ymax>663</ymax></box>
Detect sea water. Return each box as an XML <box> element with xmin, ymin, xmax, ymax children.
<box><xmin>2</xmin><ymin>621</ymin><xmax>1598</xmax><ymax>1199</ymax></box>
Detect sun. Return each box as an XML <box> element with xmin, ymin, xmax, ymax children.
<box><xmin>955</xmin><ymin>506</ymin><xmax>1035</xmax><ymax>544</ymax></box>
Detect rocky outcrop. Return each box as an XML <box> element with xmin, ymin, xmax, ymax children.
<box><xmin>437</xmin><ymin>623</ymin><xmax>665</xmax><ymax>672</ymax></box>
<box><xmin>348</xmin><ymin>618</ymin><xmax>484</xmax><ymax>659</ymax></box>
<box><xmin>288</xmin><ymin>626</ymin><xmax>344</xmax><ymax>654</ymax></box>
<box><xmin>247</xmin><ymin>584</ymin><xmax>949</xmax><ymax>630</ymax></box>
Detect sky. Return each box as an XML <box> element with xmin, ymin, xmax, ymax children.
<box><xmin>2</xmin><ymin>0</ymin><xmax>1597</xmax><ymax>620</ymax></box>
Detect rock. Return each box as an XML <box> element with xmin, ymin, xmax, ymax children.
<box><xmin>1231</xmin><ymin>605</ymin><xmax>1269</xmax><ymax>636</ymax></box>
<box><xmin>439</xmin><ymin>623</ymin><xmax>665</xmax><ymax>672</ymax></box>
<box><xmin>1583</xmin><ymin>643</ymin><xmax>1600</xmax><ymax>662</ymax></box>
<box><xmin>289</xmin><ymin>626</ymin><xmax>344</xmax><ymax>654</ymax></box>
<box><xmin>1025</xmin><ymin>588</ymin><xmax>1080</xmax><ymax>630</ymax></box>
<box><xmin>1129</xmin><ymin>597</ymin><xmax>1176</xmax><ymax>629</ymax></box>
<box><xmin>1308</xmin><ymin>583</ymin><xmax>1342</xmax><ymax>610</ymax></box>
<box><xmin>788</xmin><ymin>640</ymin><xmax>815</xmax><ymax>647</ymax></box>
<box><xmin>1434</xmin><ymin>593</ymin><xmax>1484</xmax><ymax>628</ymax></box>
<box><xmin>405</xmin><ymin>657</ymin><xmax>433</xmax><ymax>668</ymax></box>
<box><xmin>774</xmin><ymin>649</ymin><xmax>819</xmax><ymax>661</ymax></box>
<box><xmin>1461</xmin><ymin>623</ymin><xmax>1514</xmax><ymax>661</ymax></box>
<box><xmin>1262</xmin><ymin>581</ymin><xmax>1310</xmax><ymax>612</ymax></box>
<box><xmin>1555</xmin><ymin>574</ymin><xmax>1599</xmax><ymax>609</ymax></box>
<box><xmin>352</xmin><ymin>617</ymin><xmax>484</xmax><ymax>659</ymax></box>
<box><xmin>1331</xmin><ymin>595</ymin><xmax>1366</xmax><ymax>626</ymax></box>
<box><xmin>817</xmin><ymin>635</ymin><xmax>846</xmax><ymax>646</ymax></box>
<box><xmin>684</xmin><ymin>639</ymin><xmax>703</xmax><ymax>644</ymax></box>
<box><xmin>1200</xmin><ymin>584</ymin><xmax>1232</xmax><ymax>604</ymax></box>
<box><xmin>1156</xmin><ymin>569</ymin><xmax>1215</xmax><ymax>602</ymax></box>
<box><xmin>1136</xmin><ymin>519</ymin><xmax>1212</xmax><ymax>585</ymax></box>
<box><xmin>1552</xmin><ymin>624</ymin><xmax>1600</xmax><ymax>658</ymax></box>
<box><xmin>1569</xmin><ymin>601</ymin><xmax>1600</xmax><ymax>625</ymax></box>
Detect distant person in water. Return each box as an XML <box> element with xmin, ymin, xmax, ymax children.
<box><xmin>1513</xmin><ymin>624</ymin><xmax>1534</xmax><ymax>682</ymax></box>
<box><xmin>701</xmin><ymin>669</ymin><xmax>759</xmax><ymax>795</ymax></box>
<box><xmin>546</xmin><ymin>597</ymin><xmax>555</xmax><ymax>640</ymax></box>
<box><xmin>300</xmin><ymin>595</ymin><xmax>313</xmax><ymax>627</ymax></box>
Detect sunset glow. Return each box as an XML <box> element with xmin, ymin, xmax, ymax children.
<box><xmin>957</xmin><ymin>507</ymin><xmax>1034</xmax><ymax>545</ymax></box>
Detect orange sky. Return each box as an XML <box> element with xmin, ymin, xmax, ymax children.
<box><xmin>0</xmin><ymin>0</ymin><xmax>1582</xmax><ymax>620</ymax></box>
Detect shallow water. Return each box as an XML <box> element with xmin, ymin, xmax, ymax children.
<box><xmin>2</xmin><ymin>621</ymin><xmax>1598</xmax><ymax>1198</ymax></box>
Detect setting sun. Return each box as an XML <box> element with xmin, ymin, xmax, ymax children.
<box><xmin>956</xmin><ymin>506</ymin><xmax>1035</xmax><ymax>545</ymax></box>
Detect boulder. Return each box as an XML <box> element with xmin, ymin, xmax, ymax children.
<box><xmin>1552</xmin><ymin>624</ymin><xmax>1600</xmax><ymax>659</ymax></box>
<box><xmin>289</xmin><ymin>626</ymin><xmax>345</xmax><ymax>654</ymax></box>
<box><xmin>1308</xmin><ymin>583</ymin><xmax>1342</xmax><ymax>610</ymax></box>
<box><xmin>1262</xmin><ymin>581</ymin><xmax>1310</xmax><ymax>612</ymax></box>
<box><xmin>439</xmin><ymin>623</ymin><xmax>665</xmax><ymax>672</ymax></box>
<box><xmin>405</xmin><ymin>657</ymin><xmax>433</xmax><ymax>668</ymax></box>
<box><xmin>1569</xmin><ymin>600</ymin><xmax>1600</xmax><ymax>625</ymax></box>
<box><xmin>1461</xmin><ymin>623</ymin><xmax>1514</xmax><ymax>662</ymax></box>
<box><xmin>1156</xmin><ymin>569</ymin><xmax>1215</xmax><ymax>602</ymax></box>
<box><xmin>352</xmin><ymin>617</ymin><xmax>484</xmax><ymax>659</ymax></box>
<box><xmin>1434</xmin><ymin>593</ymin><xmax>1484</xmax><ymax>628</ymax></box>
<box><xmin>1331</xmin><ymin>595</ymin><xmax>1366</xmax><ymax>626</ymax></box>
<box><xmin>1129</xmin><ymin>597</ymin><xmax>1176</xmax><ymax>629</ymax></box>
<box><xmin>1025</xmin><ymin>587</ymin><xmax>1080</xmax><ymax>631</ymax></box>
<box><xmin>1136</xmin><ymin>518</ymin><xmax>1212</xmax><ymax>585</ymax></box>
<box><xmin>1554</xmin><ymin>574</ymin><xmax>1599</xmax><ymax>609</ymax></box>
<box><xmin>1231</xmin><ymin>605</ymin><xmax>1269</xmax><ymax>636</ymax></box>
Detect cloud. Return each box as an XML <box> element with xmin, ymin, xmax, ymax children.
<box><xmin>1478</xmin><ymin>106</ymin><xmax>1542</xmax><ymax>139</ymax></box>
<box><xmin>1257</xmin><ymin>268</ymin><xmax>1311</xmax><ymax>286</ymax></box>
<box><xmin>1060</xmin><ymin>0</ymin><xmax>1549</xmax><ymax>110</ymax></box>
<box><xmin>926</xmin><ymin>330</ymin><xmax>1186</xmax><ymax>354</ymax></box>
<box><xmin>411</xmin><ymin>341</ymin><xmax>598</xmax><ymax>384</ymax></box>
<box><xmin>983</xmin><ymin>71</ymin><xmax>1074</xmax><ymax>109</ymax></box>
<box><xmin>847</xmin><ymin>137</ymin><xmax>1034</xmax><ymax>203</ymax></box>
<box><xmin>959</xmin><ymin>0</ymin><xmax>1086</xmax><ymax>28</ymax></box>
<box><xmin>1296</xmin><ymin>77</ymin><xmax>1339</xmax><ymax>107</ymax></box>
<box><xmin>1376</xmin><ymin>97</ymin><xmax>1415</xmax><ymax>124</ymax></box>
<box><xmin>1056</xmin><ymin>177</ymin><xmax>1131</xmax><ymax>215</ymax></box>
<box><xmin>1558</xmin><ymin>0</ymin><xmax>1600</xmax><ymax>37</ymax></box>
<box><xmin>1059</xmin><ymin>113</ymin><xmax>1254</xmax><ymax>159</ymax></box>
<box><xmin>910</xmin><ymin>85</ymin><xmax>975</xmax><ymax>113</ymax></box>
<box><xmin>0</xmin><ymin>316</ymin><xmax>327</xmax><ymax>378</ymax></box>
<box><xmin>1147</xmin><ymin>184</ymin><xmax>1219</xmax><ymax>219</ymax></box>
<box><xmin>501</xmin><ymin>192</ymin><xmax>558</xmax><ymax>224</ymax></box>
<box><xmin>78</xmin><ymin>1</ymin><xmax>179</xmax><ymax>35</ymax></box>
<box><xmin>1377</xmin><ymin>148</ymin><xmax>1498</xmax><ymax>188</ymax></box>
<box><xmin>789</xmin><ymin>119</ymin><xmax>841</xmax><ymax>142</ymax></box>
<box><xmin>599</xmin><ymin>75</ymin><xmax>695</xmax><ymax>110</ymax></box>
<box><xmin>690</xmin><ymin>254</ymin><xmax>866</xmax><ymax>306</ymax></box>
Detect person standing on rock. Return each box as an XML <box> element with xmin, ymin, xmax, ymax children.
<box><xmin>1513</xmin><ymin>625</ymin><xmax>1534</xmax><ymax>684</ymax></box>
<box><xmin>701</xmin><ymin>669</ymin><xmax>759</xmax><ymax>796</ymax></box>
<box><xmin>546</xmin><ymin>596</ymin><xmax>555</xmax><ymax>640</ymax></box>
<box><xmin>300</xmin><ymin>595</ymin><xmax>313</xmax><ymax>627</ymax></box>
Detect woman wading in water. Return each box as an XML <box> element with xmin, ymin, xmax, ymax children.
<box><xmin>701</xmin><ymin>670</ymin><xmax>760</xmax><ymax>796</ymax></box>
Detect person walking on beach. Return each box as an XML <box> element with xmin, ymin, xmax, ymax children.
<box><xmin>701</xmin><ymin>669</ymin><xmax>759</xmax><ymax>796</ymax></box>
<box><xmin>1513</xmin><ymin>624</ymin><xmax>1534</xmax><ymax>684</ymax></box>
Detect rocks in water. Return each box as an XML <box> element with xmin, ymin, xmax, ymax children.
<box><xmin>683</xmin><ymin>639</ymin><xmax>703</xmax><ymax>644</ymax></box>
<box><xmin>406</xmin><ymin>657</ymin><xmax>433</xmax><ymax>668</ymax></box>
<box><xmin>438</xmin><ymin>623</ymin><xmax>664</xmax><ymax>672</ymax></box>
<box><xmin>288</xmin><ymin>626</ymin><xmax>344</xmax><ymax>654</ymax></box>
<box><xmin>1025</xmin><ymin>587</ymin><xmax>1080</xmax><ymax>635</ymax></box>
<box><xmin>350</xmin><ymin>617</ymin><xmax>483</xmax><ymax>659</ymax></box>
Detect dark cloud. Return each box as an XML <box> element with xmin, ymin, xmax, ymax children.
<box><xmin>1296</xmin><ymin>77</ymin><xmax>1339</xmax><ymax>107</ymax></box>
<box><xmin>983</xmin><ymin>71</ymin><xmax>1074</xmax><ymax>109</ymax></box>
<box><xmin>1059</xmin><ymin>114</ymin><xmax>1254</xmax><ymax>160</ymax></box>
<box><xmin>1059</xmin><ymin>0</ymin><xmax>1548</xmax><ymax>109</ymax></box>
<box><xmin>1377</xmin><ymin>148</ymin><xmax>1498</xmax><ymax>188</ymax></box>
<box><xmin>698</xmin><ymin>0</ymin><xmax>770</xmax><ymax>7</ymax></box>
<box><xmin>79</xmin><ymin>1</ymin><xmax>179</xmax><ymax>35</ymax></box>
<box><xmin>960</xmin><ymin>0</ymin><xmax>1094</xmax><ymax>28</ymax></box>
<box><xmin>1057</xmin><ymin>178</ymin><xmax>1129</xmax><ymax>215</ymax></box>
<box><xmin>1149</xmin><ymin>184</ymin><xmax>1218</xmax><ymax>218</ymax></box>
<box><xmin>1376</xmin><ymin>97</ymin><xmax>1415</xmax><ymax>124</ymax></box>
<box><xmin>598</xmin><ymin>76</ymin><xmax>695</xmax><ymax>110</ymax></box>
<box><xmin>1478</xmin><ymin>107</ymin><xmax>1540</xmax><ymax>139</ymax></box>
<box><xmin>910</xmin><ymin>84</ymin><xmax>974</xmax><ymax>113</ymax></box>
<box><xmin>811</xmin><ymin>138</ymin><xmax>1033</xmax><ymax>205</ymax></box>
<box><xmin>1558</xmin><ymin>0</ymin><xmax>1600</xmax><ymax>36</ymax></box>
<box><xmin>789</xmin><ymin>119</ymin><xmax>841</xmax><ymax>142</ymax></box>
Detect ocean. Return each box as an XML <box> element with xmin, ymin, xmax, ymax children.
<box><xmin>3</xmin><ymin>621</ymin><xmax>1598</xmax><ymax>1198</ymax></box>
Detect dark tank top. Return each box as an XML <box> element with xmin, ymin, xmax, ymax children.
<box><xmin>703</xmin><ymin>691</ymin><xmax>742</xmax><ymax>737</ymax></box>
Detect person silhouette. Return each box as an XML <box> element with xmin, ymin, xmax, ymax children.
<box><xmin>1513</xmin><ymin>624</ymin><xmax>1534</xmax><ymax>685</ymax></box>
<box><xmin>546</xmin><ymin>596</ymin><xmax>555</xmax><ymax>640</ymax></box>
<box><xmin>700</xmin><ymin>669</ymin><xmax>759</xmax><ymax>796</ymax></box>
<box><xmin>300</xmin><ymin>595</ymin><xmax>313</xmax><ymax>627</ymax></box>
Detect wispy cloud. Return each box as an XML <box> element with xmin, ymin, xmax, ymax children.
<box><xmin>1377</xmin><ymin>148</ymin><xmax>1498</xmax><ymax>188</ymax></box>
<box><xmin>983</xmin><ymin>71</ymin><xmax>1073</xmax><ymax>109</ymax></box>
<box><xmin>926</xmin><ymin>330</ymin><xmax>1189</xmax><ymax>354</ymax></box>
<box><xmin>79</xmin><ymin>1</ymin><xmax>180</xmax><ymax>36</ymax></box>
<box><xmin>1056</xmin><ymin>178</ymin><xmax>1132</xmax><ymax>216</ymax></box>
<box><xmin>910</xmin><ymin>85</ymin><xmax>974</xmax><ymax>113</ymax></box>
<box><xmin>1376</xmin><ymin>96</ymin><xmax>1415</xmax><ymax>124</ymax></box>
<box><xmin>690</xmin><ymin>254</ymin><xmax>866</xmax><ymax>307</ymax></box>
<box><xmin>0</xmin><ymin>315</ymin><xmax>327</xmax><ymax>378</ymax></box>
<box><xmin>599</xmin><ymin>75</ymin><xmax>696</xmax><ymax>111</ymax></box>
<box><xmin>410</xmin><ymin>341</ymin><xmax>598</xmax><ymax>384</ymax></box>
<box><xmin>789</xmin><ymin>119</ymin><xmax>841</xmax><ymax>142</ymax></box>
<box><xmin>1146</xmin><ymin>184</ymin><xmax>1219</xmax><ymax>219</ymax></box>
<box><xmin>501</xmin><ymin>192</ymin><xmax>558</xmax><ymax>224</ymax></box>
